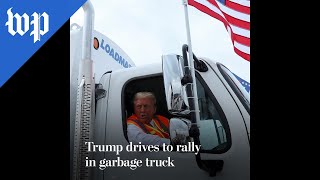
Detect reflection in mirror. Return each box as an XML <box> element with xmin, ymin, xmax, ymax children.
<box><xmin>162</xmin><ymin>54</ymin><xmax>190</xmax><ymax>115</ymax></box>
<box><xmin>169</xmin><ymin>118</ymin><xmax>191</xmax><ymax>145</ymax></box>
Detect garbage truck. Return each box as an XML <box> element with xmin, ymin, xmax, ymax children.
<box><xmin>70</xmin><ymin>1</ymin><xmax>250</xmax><ymax>180</ymax></box>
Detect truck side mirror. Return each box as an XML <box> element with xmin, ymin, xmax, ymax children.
<box><xmin>169</xmin><ymin>117</ymin><xmax>191</xmax><ymax>144</ymax></box>
<box><xmin>162</xmin><ymin>54</ymin><xmax>190</xmax><ymax>115</ymax></box>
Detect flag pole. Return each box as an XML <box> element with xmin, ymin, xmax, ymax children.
<box><xmin>182</xmin><ymin>0</ymin><xmax>201</xmax><ymax>126</ymax></box>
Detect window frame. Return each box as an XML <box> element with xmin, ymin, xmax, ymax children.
<box><xmin>217</xmin><ymin>63</ymin><xmax>250</xmax><ymax>114</ymax></box>
<box><xmin>195</xmin><ymin>72</ymin><xmax>232</xmax><ymax>154</ymax></box>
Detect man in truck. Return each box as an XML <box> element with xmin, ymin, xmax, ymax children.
<box><xmin>127</xmin><ymin>92</ymin><xmax>171</xmax><ymax>146</ymax></box>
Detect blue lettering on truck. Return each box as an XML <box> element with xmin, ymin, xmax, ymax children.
<box><xmin>100</xmin><ymin>39</ymin><xmax>132</xmax><ymax>68</ymax></box>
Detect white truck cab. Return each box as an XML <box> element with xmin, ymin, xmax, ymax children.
<box><xmin>90</xmin><ymin>54</ymin><xmax>250</xmax><ymax>180</ymax></box>
<box><xmin>71</xmin><ymin>1</ymin><xmax>250</xmax><ymax>180</ymax></box>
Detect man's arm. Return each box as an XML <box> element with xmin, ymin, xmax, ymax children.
<box><xmin>127</xmin><ymin>124</ymin><xmax>170</xmax><ymax>146</ymax></box>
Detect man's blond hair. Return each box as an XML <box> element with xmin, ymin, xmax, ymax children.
<box><xmin>134</xmin><ymin>92</ymin><xmax>156</xmax><ymax>105</ymax></box>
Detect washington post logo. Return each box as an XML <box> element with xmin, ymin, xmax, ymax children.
<box><xmin>5</xmin><ymin>7</ymin><xmax>49</xmax><ymax>43</ymax></box>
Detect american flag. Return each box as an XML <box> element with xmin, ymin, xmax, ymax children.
<box><xmin>187</xmin><ymin>0</ymin><xmax>250</xmax><ymax>61</ymax></box>
<box><xmin>232</xmin><ymin>73</ymin><xmax>250</xmax><ymax>92</ymax></box>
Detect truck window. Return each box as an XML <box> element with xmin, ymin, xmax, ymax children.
<box><xmin>122</xmin><ymin>75</ymin><xmax>171</xmax><ymax>141</ymax></box>
<box><xmin>217</xmin><ymin>63</ymin><xmax>250</xmax><ymax>114</ymax></box>
<box><xmin>196</xmin><ymin>74</ymin><xmax>231</xmax><ymax>153</ymax></box>
<box><xmin>122</xmin><ymin>74</ymin><xmax>231</xmax><ymax>153</ymax></box>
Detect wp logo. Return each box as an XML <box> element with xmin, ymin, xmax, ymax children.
<box><xmin>5</xmin><ymin>7</ymin><xmax>49</xmax><ymax>43</ymax></box>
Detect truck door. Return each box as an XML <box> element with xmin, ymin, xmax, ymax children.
<box><xmin>100</xmin><ymin>66</ymin><xmax>218</xmax><ymax>180</ymax></box>
<box><xmin>91</xmin><ymin>71</ymin><xmax>112</xmax><ymax>180</ymax></box>
<box><xmin>162</xmin><ymin>53</ymin><xmax>250</xmax><ymax>179</ymax></box>
<box><xmin>194</xmin><ymin>69</ymin><xmax>250</xmax><ymax>179</ymax></box>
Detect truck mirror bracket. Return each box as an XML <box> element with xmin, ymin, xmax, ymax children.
<box><xmin>198</xmin><ymin>160</ymin><xmax>224</xmax><ymax>177</ymax></box>
<box><xmin>181</xmin><ymin>74</ymin><xmax>192</xmax><ymax>86</ymax></box>
<box><xmin>182</xmin><ymin>44</ymin><xmax>208</xmax><ymax>72</ymax></box>
<box><xmin>95</xmin><ymin>84</ymin><xmax>106</xmax><ymax>100</ymax></box>
<box><xmin>189</xmin><ymin>124</ymin><xmax>200</xmax><ymax>137</ymax></box>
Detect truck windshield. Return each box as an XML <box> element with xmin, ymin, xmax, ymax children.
<box><xmin>217</xmin><ymin>63</ymin><xmax>250</xmax><ymax>113</ymax></box>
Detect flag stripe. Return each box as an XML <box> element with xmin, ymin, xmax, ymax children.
<box><xmin>189</xmin><ymin>0</ymin><xmax>229</xmax><ymax>32</ymax></box>
<box><xmin>233</xmin><ymin>33</ymin><xmax>250</xmax><ymax>46</ymax></box>
<box><xmin>234</xmin><ymin>41</ymin><xmax>249</xmax><ymax>54</ymax></box>
<box><xmin>188</xmin><ymin>0</ymin><xmax>250</xmax><ymax>62</ymax></box>
<box><xmin>234</xmin><ymin>48</ymin><xmax>250</xmax><ymax>61</ymax></box>
<box><xmin>223</xmin><ymin>12</ymin><xmax>250</xmax><ymax>30</ymax></box>
<box><xmin>226</xmin><ymin>0</ymin><xmax>250</xmax><ymax>14</ymax></box>
<box><xmin>229</xmin><ymin>0</ymin><xmax>250</xmax><ymax>7</ymax></box>
<box><xmin>225</xmin><ymin>27</ymin><xmax>249</xmax><ymax>60</ymax></box>
<box><xmin>213</xmin><ymin>0</ymin><xmax>250</xmax><ymax>22</ymax></box>
<box><xmin>231</xmin><ymin>24</ymin><xmax>249</xmax><ymax>38</ymax></box>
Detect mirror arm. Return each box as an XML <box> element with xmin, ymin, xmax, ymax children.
<box><xmin>181</xmin><ymin>74</ymin><xmax>192</xmax><ymax>86</ymax></box>
<box><xmin>182</xmin><ymin>44</ymin><xmax>208</xmax><ymax>72</ymax></box>
<box><xmin>182</xmin><ymin>44</ymin><xmax>191</xmax><ymax>75</ymax></box>
<box><xmin>181</xmin><ymin>44</ymin><xmax>201</xmax><ymax>140</ymax></box>
<box><xmin>189</xmin><ymin>124</ymin><xmax>200</xmax><ymax>138</ymax></box>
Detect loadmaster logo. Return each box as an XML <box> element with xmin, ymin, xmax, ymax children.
<box><xmin>5</xmin><ymin>7</ymin><xmax>49</xmax><ymax>43</ymax></box>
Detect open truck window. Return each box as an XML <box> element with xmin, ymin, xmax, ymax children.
<box><xmin>121</xmin><ymin>75</ymin><xmax>171</xmax><ymax>142</ymax></box>
<box><xmin>121</xmin><ymin>73</ymin><xmax>231</xmax><ymax>153</ymax></box>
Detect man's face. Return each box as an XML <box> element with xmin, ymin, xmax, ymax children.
<box><xmin>134</xmin><ymin>97</ymin><xmax>156</xmax><ymax>124</ymax></box>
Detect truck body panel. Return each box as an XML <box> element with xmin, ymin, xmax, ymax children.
<box><xmin>70</xmin><ymin>3</ymin><xmax>250</xmax><ymax>179</ymax></box>
<box><xmin>88</xmin><ymin>61</ymin><xmax>250</xmax><ymax>180</ymax></box>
